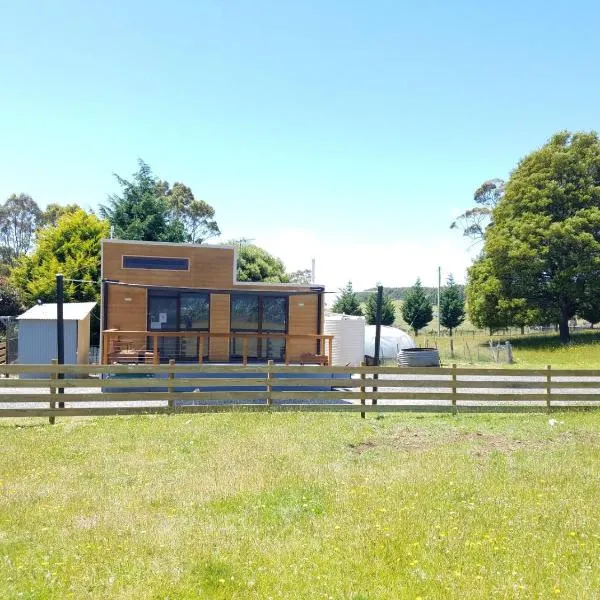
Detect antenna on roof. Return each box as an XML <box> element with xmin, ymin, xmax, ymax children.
<box><xmin>311</xmin><ymin>258</ymin><xmax>316</xmax><ymax>284</ymax></box>
<box><xmin>231</xmin><ymin>237</ymin><xmax>255</xmax><ymax>250</ymax></box>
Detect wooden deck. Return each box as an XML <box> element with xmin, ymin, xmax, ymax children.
<box><xmin>102</xmin><ymin>330</ymin><xmax>334</xmax><ymax>366</ymax></box>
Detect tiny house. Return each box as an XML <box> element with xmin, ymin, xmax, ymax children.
<box><xmin>100</xmin><ymin>240</ymin><xmax>329</xmax><ymax>364</ymax></box>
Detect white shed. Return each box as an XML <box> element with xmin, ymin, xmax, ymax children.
<box><xmin>17</xmin><ymin>302</ymin><xmax>96</xmax><ymax>377</ymax></box>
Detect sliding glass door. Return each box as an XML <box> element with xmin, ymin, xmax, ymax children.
<box><xmin>148</xmin><ymin>290</ymin><xmax>209</xmax><ymax>362</ymax></box>
<box><xmin>230</xmin><ymin>294</ymin><xmax>288</xmax><ymax>361</ymax></box>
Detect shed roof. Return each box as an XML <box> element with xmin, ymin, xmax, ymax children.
<box><xmin>17</xmin><ymin>302</ymin><xmax>96</xmax><ymax>321</ymax></box>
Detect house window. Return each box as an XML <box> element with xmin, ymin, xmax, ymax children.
<box><xmin>123</xmin><ymin>255</ymin><xmax>189</xmax><ymax>270</ymax></box>
<box><xmin>147</xmin><ymin>290</ymin><xmax>209</xmax><ymax>361</ymax></box>
<box><xmin>179</xmin><ymin>293</ymin><xmax>210</xmax><ymax>330</ymax></box>
<box><xmin>230</xmin><ymin>294</ymin><xmax>288</xmax><ymax>361</ymax></box>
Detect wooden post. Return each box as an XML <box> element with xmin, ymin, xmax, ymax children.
<box><xmin>168</xmin><ymin>359</ymin><xmax>175</xmax><ymax>411</ymax></box>
<box><xmin>153</xmin><ymin>335</ymin><xmax>159</xmax><ymax>365</ymax></box>
<box><xmin>546</xmin><ymin>364</ymin><xmax>552</xmax><ymax>412</ymax></box>
<box><xmin>327</xmin><ymin>337</ymin><xmax>332</xmax><ymax>367</ymax></box>
<box><xmin>199</xmin><ymin>336</ymin><xmax>203</xmax><ymax>364</ymax></box>
<box><xmin>49</xmin><ymin>358</ymin><xmax>57</xmax><ymax>425</ymax></box>
<box><xmin>102</xmin><ymin>333</ymin><xmax>108</xmax><ymax>365</ymax></box>
<box><xmin>266</xmin><ymin>359</ymin><xmax>273</xmax><ymax>406</ymax></box>
<box><xmin>360</xmin><ymin>361</ymin><xmax>366</xmax><ymax>419</ymax></box>
<box><xmin>243</xmin><ymin>337</ymin><xmax>248</xmax><ymax>367</ymax></box>
<box><xmin>451</xmin><ymin>363</ymin><xmax>457</xmax><ymax>414</ymax></box>
<box><xmin>506</xmin><ymin>341</ymin><xmax>513</xmax><ymax>364</ymax></box>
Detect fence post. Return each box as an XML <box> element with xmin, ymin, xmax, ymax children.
<box><xmin>451</xmin><ymin>363</ymin><xmax>457</xmax><ymax>415</ymax></box>
<box><xmin>546</xmin><ymin>364</ymin><xmax>552</xmax><ymax>412</ymax></box>
<box><xmin>167</xmin><ymin>359</ymin><xmax>175</xmax><ymax>411</ymax></box>
<box><xmin>49</xmin><ymin>358</ymin><xmax>57</xmax><ymax>425</ymax></box>
<box><xmin>360</xmin><ymin>361</ymin><xmax>366</xmax><ymax>419</ymax></box>
<box><xmin>266</xmin><ymin>359</ymin><xmax>273</xmax><ymax>407</ymax></box>
<box><xmin>153</xmin><ymin>335</ymin><xmax>159</xmax><ymax>365</ymax></box>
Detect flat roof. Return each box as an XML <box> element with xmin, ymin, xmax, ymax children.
<box><xmin>18</xmin><ymin>302</ymin><xmax>97</xmax><ymax>321</ymax></box>
<box><xmin>102</xmin><ymin>239</ymin><xmax>235</xmax><ymax>250</ymax></box>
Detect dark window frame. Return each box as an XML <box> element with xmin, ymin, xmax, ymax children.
<box><xmin>230</xmin><ymin>293</ymin><xmax>289</xmax><ymax>361</ymax></box>
<box><xmin>147</xmin><ymin>289</ymin><xmax>210</xmax><ymax>362</ymax></box>
<box><xmin>123</xmin><ymin>255</ymin><xmax>190</xmax><ymax>271</ymax></box>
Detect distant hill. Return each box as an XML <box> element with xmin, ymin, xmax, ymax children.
<box><xmin>356</xmin><ymin>286</ymin><xmax>464</xmax><ymax>302</ymax></box>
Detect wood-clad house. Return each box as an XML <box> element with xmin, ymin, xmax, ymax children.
<box><xmin>100</xmin><ymin>240</ymin><xmax>329</xmax><ymax>364</ymax></box>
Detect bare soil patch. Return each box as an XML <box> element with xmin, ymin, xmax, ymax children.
<box><xmin>350</xmin><ymin>426</ymin><xmax>599</xmax><ymax>456</ymax></box>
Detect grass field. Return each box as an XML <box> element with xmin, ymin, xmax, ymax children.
<box><xmin>2</xmin><ymin>412</ymin><xmax>600</xmax><ymax>598</ymax></box>
<box><xmin>407</xmin><ymin>329</ymin><xmax>600</xmax><ymax>369</ymax></box>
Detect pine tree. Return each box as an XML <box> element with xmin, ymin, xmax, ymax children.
<box><xmin>100</xmin><ymin>160</ymin><xmax>185</xmax><ymax>242</ymax></box>
<box><xmin>363</xmin><ymin>292</ymin><xmax>396</xmax><ymax>325</ymax></box>
<box><xmin>331</xmin><ymin>282</ymin><xmax>362</xmax><ymax>316</ymax></box>
<box><xmin>401</xmin><ymin>278</ymin><xmax>433</xmax><ymax>336</ymax></box>
<box><xmin>439</xmin><ymin>274</ymin><xmax>465</xmax><ymax>336</ymax></box>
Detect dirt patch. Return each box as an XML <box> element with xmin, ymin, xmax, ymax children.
<box><xmin>348</xmin><ymin>440</ymin><xmax>377</xmax><ymax>454</ymax></box>
<box><xmin>349</xmin><ymin>427</ymin><xmax>595</xmax><ymax>455</ymax></box>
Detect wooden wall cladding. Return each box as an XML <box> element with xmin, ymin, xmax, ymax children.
<box><xmin>105</xmin><ymin>284</ymin><xmax>148</xmax><ymax>349</ymax></box>
<box><xmin>102</xmin><ymin>241</ymin><xmax>236</xmax><ymax>289</ymax></box>
<box><xmin>288</xmin><ymin>294</ymin><xmax>319</xmax><ymax>359</ymax></box>
<box><xmin>209</xmin><ymin>294</ymin><xmax>231</xmax><ymax>361</ymax></box>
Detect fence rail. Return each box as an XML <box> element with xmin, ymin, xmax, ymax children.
<box><xmin>1</xmin><ymin>362</ymin><xmax>600</xmax><ymax>421</ymax></box>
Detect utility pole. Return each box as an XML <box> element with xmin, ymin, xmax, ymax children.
<box><xmin>437</xmin><ymin>266</ymin><xmax>441</xmax><ymax>337</ymax></box>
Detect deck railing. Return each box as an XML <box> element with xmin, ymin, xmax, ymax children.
<box><xmin>101</xmin><ymin>330</ymin><xmax>334</xmax><ymax>366</ymax></box>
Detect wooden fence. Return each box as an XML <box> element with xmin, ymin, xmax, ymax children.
<box><xmin>1</xmin><ymin>362</ymin><xmax>600</xmax><ymax>422</ymax></box>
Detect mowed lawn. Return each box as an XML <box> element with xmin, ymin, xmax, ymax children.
<box><xmin>2</xmin><ymin>412</ymin><xmax>600</xmax><ymax>598</ymax></box>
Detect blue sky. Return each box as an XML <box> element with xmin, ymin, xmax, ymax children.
<box><xmin>1</xmin><ymin>0</ymin><xmax>599</xmax><ymax>293</ymax></box>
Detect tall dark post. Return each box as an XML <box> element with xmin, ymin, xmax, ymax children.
<box><xmin>56</xmin><ymin>273</ymin><xmax>65</xmax><ymax>408</ymax></box>
<box><xmin>372</xmin><ymin>285</ymin><xmax>383</xmax><ymax>404</ymax></box>
<box><xmin>373</xmin><ymin>285</ymin><xmax>383</xmax><ymax>365</ymax></box>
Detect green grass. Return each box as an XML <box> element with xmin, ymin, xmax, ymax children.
<box><xmin>2</xmin><ymin>412</ymin><xmax>600</xmax><ymax>598</ymax></box>
<box><xmin>404</xmin><ymin>330</ymin><xmax>600</xmax><ymax>369</ymax></box>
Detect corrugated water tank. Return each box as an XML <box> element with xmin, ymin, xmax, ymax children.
<box><xmin>324</xmin><ymin>315</ymin><xmax>366</xmax><ymax>366</ymax></box>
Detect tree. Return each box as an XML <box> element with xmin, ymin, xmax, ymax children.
<box><xmin>466</xmin><ymin>258</ymin><xmax>507</xmax><ymax>334</ymax></box>
<box><xmin>363</xmin><ymin>292</ymin><xmax>396</xmax><ymax>325</ymax></box>
<box><xmin>401</xmin><ymin>279</ymin><xmax>433</xmax><ymax>335</ymax></box>
<box><xmin>0</xmin><ymin>278</ymin><xmax>22</xmax><ymax>316</ymax></box>
<box><xmin>100</xmin><ymin>160</ymin><xmax>185</xmax><ymax>242</ymax></box>
<box><xmin>484</xmin><ymin>131</ymin><xmax>600</xmax><ymax>343</ymax></box>
<box><xmin>288</xmin><ymin>269</ymin><xmax>313</xmax><ymax>285</ymax></box>
<box><xmin>39</xmin><ymin>203</ymin><xmax>81</xmax><ymax>228</ymax></box>
<box><xmin>0</xmin><ymin>193</ymin><xmax>41</xmax><ymax>264</ymax></box>
<box><xmin>579</xmin><ymin>295</ymin><xmax>600</xmax><ymax>328</ymax></box>
<box><xmin>236</xmin><ymin>244</ymin><xmax>289</xmax><ymax>283</ymax></box>
<box><xmin>331</xmin><ymin>282</ymin><xmax>362</xmax><ymax>316</ymax></box>
<box><xmin>451</xmin><ymin>178</ymin><xmax>505</xmax><ymax>242</ymax></box>
<box><xmin>11</xmin><ymin>209</ymin><xmax>109</xmax><ymax>305</ymax></box>
<box><xmin>163</xmin><ymin>182</ymin><xmax>220</xmax><ymax>243</ymax></box>
<box><xmin>439</xmin><ymin>274</ymin><xmax>465</xmax><ymax>336</ymax></box>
